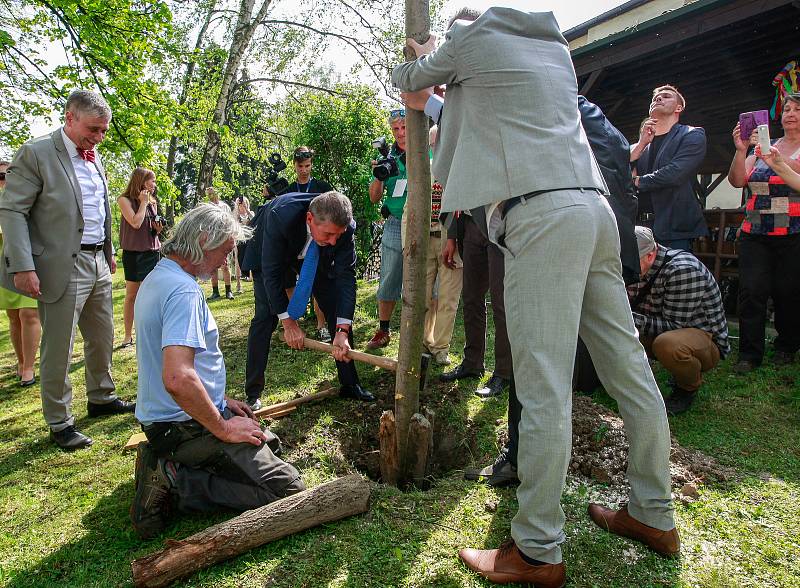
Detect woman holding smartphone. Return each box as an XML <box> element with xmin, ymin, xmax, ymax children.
<box><xmin>728</xmin><ymin>93</ymin><xmax>800</xmax><ymax>372</ymax></box>
<box><xmin>117</xmin><ymin>167</ymin><xmax>163</xmax><ymax>347</ymax></box>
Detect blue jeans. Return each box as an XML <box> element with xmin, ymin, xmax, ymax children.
<box><xmin>377</xmin><ymin>216</ymin><xmax>403</xmax><ymax>301</ymax></box>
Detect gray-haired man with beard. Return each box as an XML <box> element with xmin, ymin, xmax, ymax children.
<box><xmin>130</xmin><ymin>204</ymin><xmax>304</xmax><ymax>539</ymax></box>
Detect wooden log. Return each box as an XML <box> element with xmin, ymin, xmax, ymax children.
<box><xmin>131</xmin><ymin>474</ymin><xmax>371</xmax><ymax>588</ymax></box>
<box><xmin>124</xmin><ymin>432</ymin><xmax>148</xmax><ymax>452</ymax></box>
<box><xmin>254</xmin><ymin>386</ymin><xmax>338</xmax><ymax>417</ymax></box>
<box><xmin>298</xmin><ymin>337</ymin><xmax>398</xmax><ymax>372</ymax></box>
<box><xmin>378</xmin><ymin>410</ymin><xmax>399</xmax><ymax>486</ymax></box>
<box><xmin>408</xmin><ymin>413</ymin><xmax>432</xmax><ymax>488</ymax></box>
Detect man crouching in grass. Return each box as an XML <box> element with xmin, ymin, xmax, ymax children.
<box><xmin>130</xmin><ymin>204</ymin><xmax>305</xmax><ymax>539</ymax></box>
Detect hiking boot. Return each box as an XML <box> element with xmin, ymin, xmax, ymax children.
<box><xmin>432</xmin><ymin>350</ymin><xmax>451</xmax><ymax>366</ymax></box>
<box><xmin>464</xmin><ymin>450</ymin><xmax>519</xmax><ymax>486</ymax></box>
<box><xmin>130</xmin><ymin>443</ymin><xmax>174</xmax><ymax>539</ymax></box>
<box><xmin>366</xmin><ymin>328</ymin><xmax>390</xmax><ymax>349</ymax></box>
<box><xmin>664</xmin><ymin>387</ymin><xmax>695</xmax><ymax>416</ymax></box>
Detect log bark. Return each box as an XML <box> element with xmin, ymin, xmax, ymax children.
<box><xmin>378</xmin><ymin>410</ymin><xmax>399</xmax><ymax>486</ymax></box>
<box><xmin>392</xmin><ymin>0</ymin><xmax>432</xmax><ymax>486</ymax></box>
<box><xmin>408</xmin><ymin>413</ymin><xmax>432</xmax><ymax>488</ymax></box>
<box><xmin>131</xmin><ymin>474</ymin><xmax>371</xmax><ymax>588</ymax></box>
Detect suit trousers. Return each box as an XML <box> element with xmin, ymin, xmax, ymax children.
<box><xmin>423</xmin><ymin>233</ymin><xmax>463</xmax><ymax>355</ymax></box>
<box><xmin>245</xmin><ymin>270</ymin><xmax>360</xmax><ymax>399</ymax></box>
<box><xmin>143</xmin><ymin>408</ymin><xmax>305</xmax><ymax>513</ymax></box>
<box><xmin>499</xmin><ymin>190</ymin><xmax>674</xmax><ymax>564</ymax></box>
<box><xmin>37</xmin><ymin>249</ymin><xmax>116</xmax><ymax>431</ymax></box>
<box><xmin>461</xmin><ymin>215</ymin><xmax>512</xmax><ymax>378</ymax></box>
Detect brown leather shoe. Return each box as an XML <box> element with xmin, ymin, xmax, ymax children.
<box><xmin>458</xmin><ymin>540</ymin><xmax>566</xmax><ymax>587</ymax></box>
<box><xmin>588</xmin><ymin>504</ymin><xmax>680</xmax><ymax>557</ymax></box>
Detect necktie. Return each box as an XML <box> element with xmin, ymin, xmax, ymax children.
<box><xmin>77</xmin><ymin>148</ymin><xmax>96</xmax><ymax>163</ymax></box>
<box><xmin>287</xmin><ymin>241</ymin><xmax>319</xmax><ymax>320</ymax></box>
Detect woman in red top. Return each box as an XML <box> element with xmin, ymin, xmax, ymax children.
<box><xmin>117</xmin><ymin>167</ymin><xmax>163</xmax><ymax>347</ymax></box>
<box><xmin>728</xmin><ymin>93</ymin><xmax>800</xmax><ymax>372</ymax></box>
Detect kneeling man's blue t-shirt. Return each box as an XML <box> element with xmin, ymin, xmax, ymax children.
<box><xmin>134</xmin><ymin>257</ymin><xmax>227</xmax><ymax>425</ymax></box>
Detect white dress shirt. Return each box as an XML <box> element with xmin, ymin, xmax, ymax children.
<box><xmin>60</xmin><ymin>128</ymin><xmax>106</xmax><ymax>245</ymax></box>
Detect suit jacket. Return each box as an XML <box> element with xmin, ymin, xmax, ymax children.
<box><xmin>260</xmin><ymin>192</ymin><xmax>357</xmax><ymax>320</ymax></box>
<box><xmin>0</xmin><ymin>129</ymin><xmax>113</xmax><ymax>303</ymax></box>
<box><xmin>391</xmin><ymin>7</ymin><xmax>605</xmax><ymax>212</ymax></box>
<box><xmin>635</xmin><ymin>123</ymin><xmax>708</xmax><ymax>241</ymax></box>
<box><xmin>578</xmin><ymin>96</ymin><xmax>639</xmax><ymax>284</ymax></box>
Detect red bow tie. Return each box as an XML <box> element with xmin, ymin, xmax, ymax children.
<box><xmin>77</xmin><ymin>148</ymin><xmax>96</xmax><ymax>163</ymax></box>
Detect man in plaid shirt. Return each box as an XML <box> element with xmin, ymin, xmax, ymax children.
<box><xmin>628</xmin><ymin>226</ymin><xmax>729</xmax><ymax>414</ymax></box>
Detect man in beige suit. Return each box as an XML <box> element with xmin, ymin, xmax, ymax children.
<box><xmin>0</xmin><ymin>90</ymin><xmax>134</xmax><ymax>450</ymax></box>
<box><xmin>394</xmin><ymin>8</ymin><xmax>677</xmax><ymax>586</ymax></box>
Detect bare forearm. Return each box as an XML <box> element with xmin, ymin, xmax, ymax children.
<box><xmin>728</xmin><ymin>151</ymin><xmax>748</xmax><ymax>188</ymax></box>
<box><xmin>369</xmin><ymin>180</ymin><xmax>384</xmax><ymax>204</ymax></box>
<box><xmin>165</xmin><ymin>371</ymin><xmax>226</xmax><ymax>436</ymax></box>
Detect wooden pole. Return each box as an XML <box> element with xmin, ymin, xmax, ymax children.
<box><xmin>131</xmin><ymin>475</ymin><xmax>371</xmax><ymax>588</ymax></box>
<box><xmin>390</xmin><ymin>0</ymin><xmax>432</xmax><ymax>486</ymax></box>
<box><xmin>299</xmin><ymin>337</ymin><xmax>398</xmax><ymax>372</ymax></box>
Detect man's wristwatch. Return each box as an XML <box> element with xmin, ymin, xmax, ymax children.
<box><xmin>335</xmin><ymin>326</ymin><xmax>350</xmax><ymax>334</ymax></box>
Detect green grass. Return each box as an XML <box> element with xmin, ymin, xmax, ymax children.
<box><xmin>0</xmin><ymin>273</ymin><xmax>798</xmax><ymax>587</ymax></box>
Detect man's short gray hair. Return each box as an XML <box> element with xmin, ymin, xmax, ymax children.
<box><xmin>64</xmin><ymin>90</ymin><xmax>112</xmax><ymax>120</ymax></box>
<box><xmin>309</xmin><ymin>191</ymin><xmax>353</xmax><ymax>227</ymax></box>
<box><xmin>447</xmin><ymin>7</ymin><xmax>482</xmax><ymax>29</ymax></box>
<box><xmin>161</xmin><ymin>203</ymin><xmax>253</xmax><ymax>264</ymax></box>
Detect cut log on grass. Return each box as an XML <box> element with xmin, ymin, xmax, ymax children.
<box><xmin>378</xmin><ymin>410</ymin><xmax>399</xmax><ymax>486</ymax></box>
<box><xmin>131</xmin><ymin>474</ymin><xmax>371</xmax><ymax>588</ymax></box>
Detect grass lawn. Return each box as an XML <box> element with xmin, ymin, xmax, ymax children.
<box><xmin>0</xmin><ymin>272</ymin><xmax>798</xmax><ymax>587</ymax></box>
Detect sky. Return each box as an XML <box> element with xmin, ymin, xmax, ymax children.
<box><xmin>27</xmin><ymin>0</ymin><xmax>629</xmax><ymax>137</ymax></box>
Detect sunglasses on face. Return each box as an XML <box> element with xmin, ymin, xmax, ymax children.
<box><xmin>294</xmin><ymin>151</ymin><xmax>313</xmax><ymax>160</ymax></box>
<box><xmin>389</xmin><ymin>108</ymin><xmax>406</xmax><ymax>119</ymax></box>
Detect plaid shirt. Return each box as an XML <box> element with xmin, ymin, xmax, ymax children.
<box><xmin>627</xmin><ymin>246</ymin><xmax>730</xmax><ymax>357</ymax></box>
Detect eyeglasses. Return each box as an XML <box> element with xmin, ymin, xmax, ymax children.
<box><xmin>389</xmin><ymin>108</ymin><xmax>406</xmax><ymax>120</ymax></box>
<box><xmin>294</xmin><ymin>151</ymin><xmax>313</xmax><ymax>160</ymax></box>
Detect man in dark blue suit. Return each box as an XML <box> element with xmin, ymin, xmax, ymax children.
<box><xmin>244</xmin><ymin>191</ymin><xmax>374</xmax><ymax>406</ymax></box>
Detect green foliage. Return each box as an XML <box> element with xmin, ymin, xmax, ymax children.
<box><xmin>281</xmin><ymin>85</ymin><xmax>390</xmax><ymax>273</ymax></box>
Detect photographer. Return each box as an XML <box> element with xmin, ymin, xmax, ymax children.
<box><xmin>117</xmin><ymin>167</ymin><xmax>163</xmax><ymax>348</ymax></box>
<box><xmin>366</xmin><ymin>108</ymin><xmax>407</xmax><ymax>349</ymax></box>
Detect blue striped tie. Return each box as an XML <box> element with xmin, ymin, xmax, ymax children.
<box><xmin>287</xmin><ymin>241</ymin><xmax>319</xmax><ymax>320</ymax></box>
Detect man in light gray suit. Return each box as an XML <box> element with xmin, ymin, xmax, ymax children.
<box><xmin>393</xmin><ymin>8</ymin><xmax>677</xmax><ymax>586</ymax></box>
<box><xmin>0</xmin><ymin>90</ymin><xmax>134</xmax><ymax>451</ymax></box>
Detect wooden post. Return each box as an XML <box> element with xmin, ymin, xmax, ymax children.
<box><xmin>388</xmin><ymin>0</ymin><xmax>432</xmax><ymax>487</ymax></box>
<box><xmin>131</xmin><ymin>475</ymin><xmax>371</xmax><ymax>588</ymax></box>
<box><xmin>378</xmin><ymin>411</ymin><xmax>399</xmax><ymax>486</ymax></box>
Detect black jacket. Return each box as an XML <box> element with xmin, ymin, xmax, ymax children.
<box><xmin>259</xmin><ymin>192</ymin><xmax>357</xmax><ymax>320</ymax></box>
<box><xmin>578</xmin><ymin>96</ymin><xmax>639</xmax><ymax>284</ymax></box>
<box><xmin>634</xmin><ymin>122</ymin><xmax>708</xmax><ymax>241</ymax></box>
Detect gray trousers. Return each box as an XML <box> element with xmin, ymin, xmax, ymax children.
<box><xmin>497</xmin><ymin>190</ymin><xmax>674</xmax><ymax>564</ymax></box>
<box><xmin>38</xmin><ymin>250</ymin><xmax>116</xmax><ymax>431</ymax></box>
<box><xmin>144</xmin><ymin>410</ymin><xmax>305</xmax><ymax>513</ymax></box>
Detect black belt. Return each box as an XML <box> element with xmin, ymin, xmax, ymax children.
<box><xmin>430</xmin><ymin>230</ymin><xmax>441</xmax><ymax>238</ymax></box>
<box><xmin>80</xmin><ymin>242</ymin><xmax>105</xmax><ymax>252</ymax></box>
<box><xmin>503</xmin><ymin>187</ymin><xmax>603</xmax><ymax>218</ymax></box>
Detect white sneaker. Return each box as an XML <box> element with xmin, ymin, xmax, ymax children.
<box><xmin>433</xmin><ymin>350</ymin><xmax>451</xmax><ymax>366</ymax></box>
<box><xmin>318</xmin><ymin>327</ymin><xmax>332</xmax><ymax>343</ymax></box>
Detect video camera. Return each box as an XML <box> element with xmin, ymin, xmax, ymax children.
<box><xmin>264</xmin><ymin>152</ymin><xmax>289</xmax><ymax>197</ymax></box>
<box><xmin>371</xmin><ymin>136</ymin><xmax>404</xmax><ymax>182</ymax></box>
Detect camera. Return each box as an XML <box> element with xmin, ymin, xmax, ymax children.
<box><xmin>264</xmin><ymin>152</ymin><xmax>289</xmax><ymax>198</ymax></box>
<box><xmin>153</xmin><ymin>215</ymin><xmax>166</xmax><ymax>225</ymax></box>
<box><xmin>371</xmin><ymin>136</ymin><xmax>404</xmax><ymax>182</ymax></box>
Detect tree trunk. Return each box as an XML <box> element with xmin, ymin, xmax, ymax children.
<box><xmin>165</xmin><ymin>2</ymin><xmax>215</xmax><ymax>223</ymax></box>
<box><xmin>131</xmin><ymin>474</ymin><xmax>371</xmax><ymax>588</ymax></box>
<box><xmin>378</xmin><ymin>411</ymin><xmax>399</xmax><ymax>486</ymax></box>
<box><xmin>390</xmin><ymin>0</ymin><xmax>431</xmax><ymax>486</ymax></box>
<box><xmin>196</xmin><ymin>0</ymin><xmax>273</xmax><ymax>198</ymax></box>
<box><xmin>408</xmin><ymin>413</ymin><xmax>432</xmax><ymax>487</ymax></box>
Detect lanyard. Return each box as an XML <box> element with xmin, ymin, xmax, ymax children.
<box><xmin>298</xmin><ymin>178</ymin><xmax>313</xmax><ymax>193</ymax></box>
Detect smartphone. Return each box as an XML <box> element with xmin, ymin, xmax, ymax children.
<box><xmin>757</xmin><ymin>124</ymin><xmax>771</xmax><ymax>155</ymax></box>
<box><xmin>739</xmin><ymin>110</ymin><xmax>769</xmax><ymax>141</ymax></box>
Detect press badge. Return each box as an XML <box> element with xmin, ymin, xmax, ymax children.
<box><xmin>392</xmin><ymin>179</ymin><xmax>407</xmax><ymax>197</ymax></box>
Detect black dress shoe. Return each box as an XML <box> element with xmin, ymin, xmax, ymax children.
<box><xmin>475</xmin><ymin>374</ymin><xmax>509</xmax><ymax>398</ymax></box>
<box><xmin>439</xmin><ymin>363</ymin><xmax>484</xmax><ymax>383</ymax></box>
<box><xmin>87</xmin><ymin>398</ymin><xmax>136</xmax><ymax>417</ymax></box>
<box><xmin>340</xmin><ymin>385</ymin><xmax>375</xmax><ymax>402</ymax></box>
<box><xmin>50</xmin><ymin>425</ymin><xmax>93</xmax><ymax>450</ymax></box>
<box><xmin>464</xmin><ymin>450</ymin><xmax>520</xmax><ymax>486</ymax></box>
